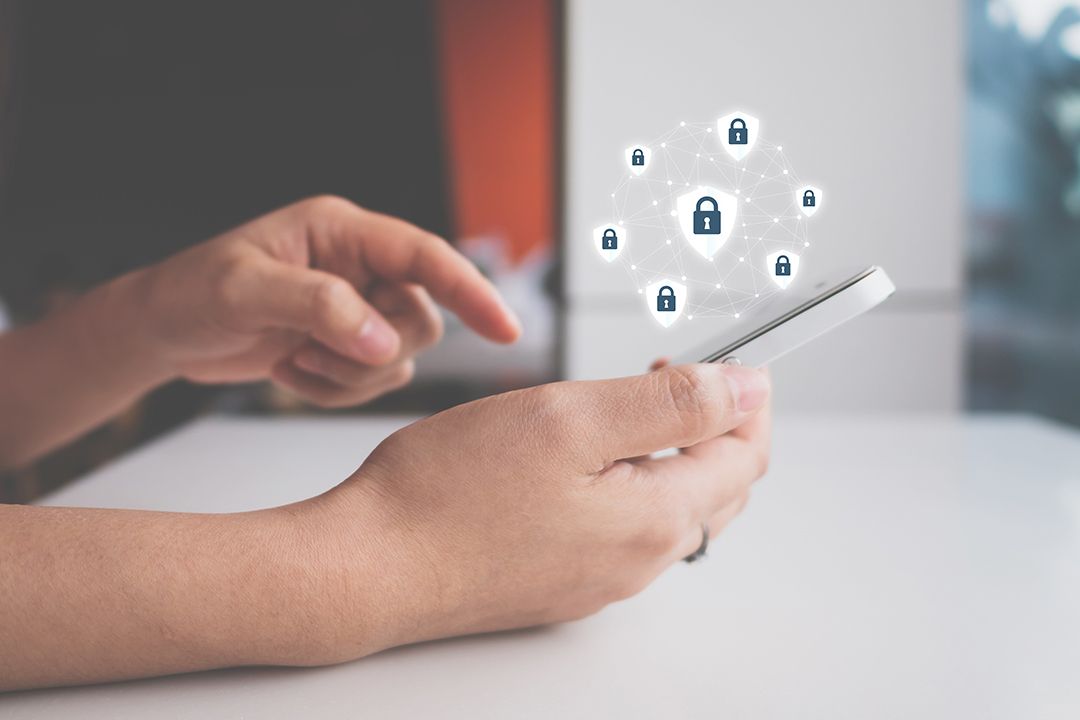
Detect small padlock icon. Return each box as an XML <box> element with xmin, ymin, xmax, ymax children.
<box><xmin>803</xmin><ymin>189</ymin><xmax>816</xmax><ymax>207</ymax></box>
<box><xmin>656</xmin><ymin>285</ymin><xmax>676</xmax><ymax>312</ymax></box>
<box><xmin>775</xmin><ymin>255</ymin><xmax>791</xmax><ymax>277</ymax></box>
<box><xmin>602</xmin><ymin>228</ymin><xmax>618</xmax><ymax>250</ymax></box>
<box><xmin>693</xmin><ymin>196</ymin><xmax>721</xmax><ymax>234</ymax></box>
<box><xmin>631</xmin><ymin>148</ymin><xmax>645</xmax><ymax>166</ymax></box>
<box><xmin>728</xmin><ymin>118</ymin><xmax>748</xmax><ymax>145</ymax></box>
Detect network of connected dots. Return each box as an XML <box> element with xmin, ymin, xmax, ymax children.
<box><xmin>601</xmin><ymin>118</ymin><xmax>818</xmax><ymax>321</ymax></box>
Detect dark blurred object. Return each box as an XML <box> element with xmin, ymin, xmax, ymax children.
<box><xmin>967</xmin><ymin>0</ymin><xmax>1080</xmax><ymax>426</ymax></box>
<box><xmin>0</xmin><ymin>0</ymin><xmax>457</xmax><ymax>501</ymax></box>
<box><xmin>0</xmin><ymin>0</ymin><xmax>451</xmax><ymax>318</ymax></box>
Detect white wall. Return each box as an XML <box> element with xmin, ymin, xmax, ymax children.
<box><xmin>563</xmin><ymin>0</ymin><xmax>964</xmax><ymax>412</ymax></box>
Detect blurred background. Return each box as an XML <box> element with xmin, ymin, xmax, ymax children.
<box><xmin>1</xmin><ymin>0</ymin><xmax>1077</xmax><ymax>501</ymax></box>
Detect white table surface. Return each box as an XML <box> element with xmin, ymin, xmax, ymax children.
<box><xmin>5</xmin><ymin>413</ymin><xmax>1080</xmax><ymax>719</ymax></box>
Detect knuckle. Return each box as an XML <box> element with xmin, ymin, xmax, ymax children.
<box><xmin>211</xmin><ymin>250</ymin><xmax>253</xmax><ymax>316</ymax></box>
<box><xmin>524</xmin><ymin>383</ymin><xmax>577</xmax><ymax>446</ymax></box>
<box><xmin>659</xmin><ymin>365</ymin><xmax>720</xmax><ymax>436</ymax></box>
<box><xmin>300</xmin><ymin>194</ymin><xmax>356</xmax><ymax>217</ymax></box>
<box><xmin>310</xmin><ymin>276</ymin><xmax>353</xmax><ymax>318</ymax></box>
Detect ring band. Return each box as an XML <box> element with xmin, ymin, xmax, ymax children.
<box><xmin>683</xmin><ymin>522</ymin><xmax>709</xmax><ymax>563</ymax></box>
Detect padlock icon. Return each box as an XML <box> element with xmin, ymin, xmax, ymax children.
<box><xmin>602</xmin><ymin>228</ymin><xmax>618</xmax><ymax>250</ymax></box>
<box><xmin>775</xmin><ymin>255</ymin><xmax>791</xmax><ymax>276</ymax></box>
<box><xmin>656</xmin><ymin>285</ymin><xmax>676</xmax><ymax>312</ymax></box>
<box><xmin>631</xmin><ymin>148</ymin><xmax>645</xmax><ymax>166</ymax></box>
<box><xmin>803</xmin><ymin>189</ymin><xmax>816</xmax><ymax>207</ymax></box>
<box><xmin>693</xmin><ymin>196</ymin><xmax>721</xmax><ymax>234</ymax></box>
<box><xmin>728</xmin><ymin>118</ymin><xmax>748</xmax><ymax>145</ymax></box>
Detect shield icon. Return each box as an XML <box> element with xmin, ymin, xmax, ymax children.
<box><xmin>646</xmin><ymin>279</ymin><xmax>685</xmax><ymax>328</ymax></box>
<box><xmin>625</xmin><ymin>145</ymin><xmax>651</xmax><ymax>176</ymax></box>
<box><xmin>766</xmin><ymin>251</ymin><xmax>800</xmax><ymax>289</ymax></box>
<box><xmin>593</xmin><ymin>224</ymin><xmax>625</xmax><ymax>262</ymax></box>
<box><xmin>716</xmin><ymin>111</ymin><xmax>760</xmax><ymax>162</ymax></box>
<box><xmin>798</xmin><ymin>186</ymin><xmax>821</xmax><ymax>217</ymax></box>
<box><xmin>676</xmin><ymin>187</ymin><xmax>738</xmax><ymax>259</ymax></box>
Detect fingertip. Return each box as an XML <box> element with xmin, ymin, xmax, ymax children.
<box><xmin>719</xmin><ymin>365</ymin><xmax>771</xmax><ymax>413</ymax></box>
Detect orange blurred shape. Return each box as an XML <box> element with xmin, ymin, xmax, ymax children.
<box><xmin>435</xmin><ymin>0</ymin><xmax>554</xmax><ymax>265</ymax></box>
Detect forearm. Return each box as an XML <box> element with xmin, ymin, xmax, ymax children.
<box><xmin>0</xmin><ymin>503</ymin><xmax>335</xmax><ymax>690</ymax></box>
<box><xmin>0</xmin><ymin>269</ymin><xmax>173</xmax><ymax>469</ymax></box>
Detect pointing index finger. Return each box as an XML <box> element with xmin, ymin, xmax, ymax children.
<box><xmin>307</xmin><ymin>199</ymin><xmax>522</xmax><ymax>344</ymax></box>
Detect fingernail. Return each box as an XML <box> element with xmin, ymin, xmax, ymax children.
<box><xmin>353</xmin><ymin>316</ymin><xmax>397</xmax><ymax>361</ymax></box>
<box><xmin>723</xmin><ymin>366</ymin><xmax>770</xmax><ymax>412</ymax></box>
<box><xmin>294</xmin><ymin>350</ymin><xmax>321</xmax><ymax>373</ymax></box>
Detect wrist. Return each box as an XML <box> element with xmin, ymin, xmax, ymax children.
<box><xmin>72</xmin><ymin>267</ymin><xmax>178</xmax><ymax>392</ymax></box>
<box><xmin>264</xmin><ymin>479</ymin><xmax>437</xmax><ymax>666</ymax></box>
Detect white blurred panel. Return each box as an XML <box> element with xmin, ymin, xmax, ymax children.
<box><xmin>563</xmin><ymin>0</ymin><xmax>964</xmax><ymax>412</ymax></box>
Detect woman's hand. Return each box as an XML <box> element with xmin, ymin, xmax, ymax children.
<box><xmin>134</xmin><ymin>195</ymin><xmax>520</xmax><ymax>407</ymax></box>
<box><xmin>294</xmin><ymin>362</ymin><xmax>771</xmax><ymax>663</ymax></box>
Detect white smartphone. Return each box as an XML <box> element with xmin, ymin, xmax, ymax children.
<box><xmin>673</xmin><ymin>265</ymin><xmax>895</xmax><ymax>367</ymax></box>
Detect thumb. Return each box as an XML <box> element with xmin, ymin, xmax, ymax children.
<box><xmin>571</xmin><ymin>364</ymin><xmax>771</xmax><ymax>467</ymax></box>
<box><xmin>239</xmin><ymin>259</ymin><xmax>400</xmax><ymax>364</ymax></box>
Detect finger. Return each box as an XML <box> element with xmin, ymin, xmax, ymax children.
<box><xmin>238</xmin><ymin>259</ymin><xmax>402</xmax><ymax>366</ymax></box>
<box><xmin>290</xmin><ymin>285</ymin><xmax>441</xmax><ymax>386</ymax></box>
<box><xmin>634</xmin><ymin>432</ymin><xmax>766</xmax><ymax>533</ymax></box>
<box><xmin>569</xmin><ymin>364</ymin><xmax>770</xmax><ymax>468</ymax></box>
<box><xmin>672</xmin><ymin>489</ymin><xmax>751</xmax><ymax>561</ymax></box>
<box><xmin>270</xmin><ymin>357</ymin><xmax>415</xmax><ymax>408</ymax></box>
<box><xmin>649</xmin><ymin>357</ymin><xmax>671</xmax><ymax>371</ymax></box>
<box><xmin>300</xmin><ymin>198</ymin><xmax>521</xmax><ymax>344</ymax></box>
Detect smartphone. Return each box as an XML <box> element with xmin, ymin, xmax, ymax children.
<box><xmin>673</xmin><ymin>265</ymin><xmax>895</xmax><ymax>367</ymax></box>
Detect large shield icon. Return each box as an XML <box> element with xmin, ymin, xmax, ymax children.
<box><xmin>766</xmin><ymin>251</ymin><xmax>800</xmax><ymax>289</ymax></box>
<box><xmin>625</xmin><ymin>145</ymin><xmax>651</xmax><ymax>176</ymax></box>
<box><xmin>716</xmin><ymin>111</ymin><xmax>760</xmax><ymax>162</ymax></box>
<box><xmin>676</xmin><ymin>187</ymin><xmax>738</xmax><ymax>259</ymax></box>
<box><xmin>646</xmin><ymin>279</ymin><xmax>686</xmax><ymax>328</ymax></box>
<box><xmin>593</xmin><ymin>223</ymin><xmax>625</xmax><ymax>262</ymax></box>
<box><xmin>797</xmin><ymin>186</ymin><xmax>822</xmax><ymax>217</ymax></box>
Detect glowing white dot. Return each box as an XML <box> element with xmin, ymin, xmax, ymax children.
<box><xmin>744</xmin><ymin>235</ymin><xmax>748</xmax><ymax>239</ymax></box>
<box><xmin>761</xmin><ymin>174</ymin><xmax>766</xmax><ymax>178</ymax></box>
<box><xmin>666</xmin><ymin>239</ymin><xmax>672</xmax><ymax>244</ymax></box>
<box><xmin>631</xmin><ymin>265</ymin><xmax>637</xmax><ymax>270</ymax></box>
<box><xmin>611</xmin><ymin>193</ymin><xmax>615</xmax><ymax>198</ymax></box>
<box><xmin>687</xmin><ymin>315</ymin><xmax>693</xmax><ymax>320</ymax></box>
<box><xmin>735</xmin><ymin>189</ymin><xmax>740</xmax><ymax>195</ymax></box>
<box><xmin>742</xmin><ymin>167</ymin><xmax>746</xmax><ymax>171</ymax></box>
<box><xmin>735</xmin><ymin>313</ymin><xmax>741</xmax><ymax>318</ymax></box>
<box><xmin>638</xmin><ymin>289</ymin><xmax>643</xmax><ymax>294</ymax></box>
<box><xmin>709</xmin><ymin>157</ymin><xmax>715</xmax><ymax>162</ymax></box>
<box><xmin>652</xmin><ymin>200</ymin><xmax>658</xmax><ymax>206</ymax></box>
<box><xmin>773</xmin><ymin>218</ymin><xmax>779</xmax><ymax>223</ymax></box>
<box><xmin>667</xmin><ymin>180</ymin><xmax>672</xmax><ymax>185</ymax></box>
<box><xmin>706</xmin><ymin>127</ymin><xmax>712</xmax><ymax>132</ymax></box>
<box><xmin>681</xmin><ymin>275</ymin><xmax>687</xmax><ymax>281</ymax></box>
<box><xmin>685</xmin><ymin>182</ymin><xmax>690</xmax><ymax>186</ymax></box>
<box><xmin>783</xmin><ymin>169</ymin><xmax>789</xmax><ymax>175</ymax></box>
<box><xmin>695</xmin><ymin>153</ymin><xmax>700</xmax><ymax>158</ymax></box>
<box><xmin>669</xmin><ymin>210</ymin><xmax>677</xmax><ymax>216</ymax></box>
<box><xmin>804</xmin><ymin>241</ymin><xmax>810</xmax><ymax>247</ymax></box>
<box><xmin>755</xmin><ymin>294</ymin><xmax>759</xmax><ymax>298</ymax></box>
<box><xmin>715</xmin><ymin>283</ymin><xmax>721</xmax><ymax>288</ymax></box>
<box><xmin>661</xmin><ymin>142</ymin><xmax>667</xmax><ymax>148</ymax></box>
<box><xmin>618</xmin><ymin>221</ymin><xmax>624</xmax><ymax>226</ymax></box>
<box><xmin>680</xmin><ymin>121</ymin><xmax>686</xmax><ymax>126</ymax></box>
<box><xmin>777</xmin><ymin>146</ymin><xmax>783</xmax><ymax>151</ymax></box>
<box><xmin>742</xmin><ymin>223</ymin><xmax>746</xmax><ymax>227</ymax></box>
<box><xmin>739</xmin><ymin>257</ymin><xmax>745</xmax><ymax>262</ymax></box>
